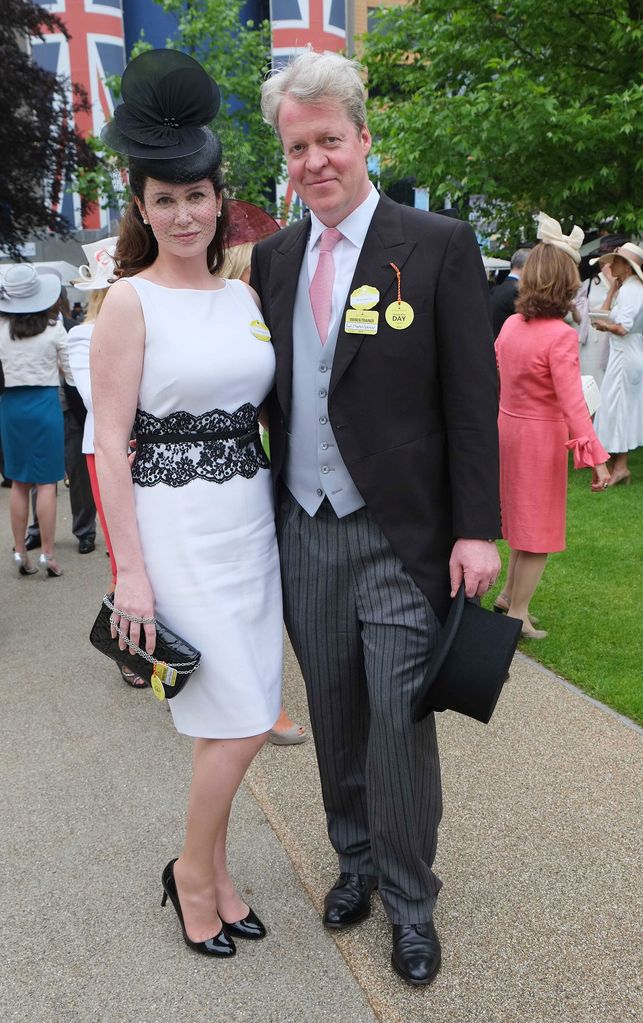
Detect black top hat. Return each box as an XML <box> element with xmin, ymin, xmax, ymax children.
<box><xmin>101</xmin><ymin>49</ymin><xmax>221</xmax><ymax>162</ymax></box>
<box><xmin>412</xmin><ymin>584</ymin><xmax>522</xmax><ymax>725</ymax></box>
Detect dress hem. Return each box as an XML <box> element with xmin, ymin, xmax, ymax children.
<box><xmin>171</xmin><ymin>715</ymin><xmax>280</xmax><ymax>740</ymax></box>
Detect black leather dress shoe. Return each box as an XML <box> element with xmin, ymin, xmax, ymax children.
<box><xmin>323</xmin><ymin>872</ymin><xmax>378</xmax><ymax>930</ymax></box>
<box><xmin>221</xmin><ymin>908</ymin><xmax>266</xmax><ymax>940</ymax></box>
<box><xmin>24</xmin><ymin>534</ymin><xmax>41</xmax><ymax>551</ymax></box>
<box><xmin>78</xmin><ymin>537</ymin><xmax>96</xmax><ymax>554</ymax></box>
<box><xmin>391</xmin><ymin>920</ymin><xmax>441</xmax><ymax>986</ymax></box>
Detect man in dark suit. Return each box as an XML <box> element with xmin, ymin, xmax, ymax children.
<box><xmin>251</xmin><ymin>51</ymin><xmax>501</xmax><ymax>986</ymax></box>
<box><xmin>490</xmin><ymin>247</ymin><xmax>530</xmax><ymax>337</ymax></box>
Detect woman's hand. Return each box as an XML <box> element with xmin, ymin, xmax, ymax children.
<box><xmin>591</xmin><ymin>463</ymin><xmax>611</xmax><ymax>491</ymax></box>
<box><xmin>595</xmin><ymin>319</ymin><xmax>627</xmax><ymax>336</ymax></box>
<box><xmin>110</xmin><ymin>571</ymin><xmax>157</xmax><ymax>656</ymax></box>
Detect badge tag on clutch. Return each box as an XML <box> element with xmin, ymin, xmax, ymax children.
<box><xmin>250</xmin><ymin>319</ymin><xmax>271</xmax><ymax>342</ymax></box>
<box><xmin>151</xmin><ymin>661</ymin><xmax>178</xmax><ymax>700</ymax></box>
<box><xmin>349</xmin><ymin>285</ymin><xmax>380</xmax><ymax>310</ymax></box>
<box><xmin>151</xmin><ymin>668</ymin><xmax>165</xmax><ymax>700</ymax></box>
<box><xmin>344</xmin><ymin>309</ymin><xmax>379</xmax><ymax>335</ymax></box>
<box><xmin>385</xmin><ymin>301</ymin><xmax>415</xmax><ymax>330</ymax></box>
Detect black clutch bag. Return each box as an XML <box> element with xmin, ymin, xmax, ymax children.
<box><xmin>90</xmin><ymin>594</ymin><xmax>201</xmax><ymax>700</ymax></box>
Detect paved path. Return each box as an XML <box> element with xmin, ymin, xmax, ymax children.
<box><xmin>1</xmin><ymin>486</ymin><xmax>641</xmax><ymax>1023</ymax></box>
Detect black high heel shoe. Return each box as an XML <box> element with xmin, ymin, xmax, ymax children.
<box><xmin>161</xmin><ymin>859</ymin><xmax>236</xmax><ymax>957</ymax></box>
<box><xmin>221</xmin><ymin>907</ymin><xmax>267</xmax><ymax>940</ymax></box>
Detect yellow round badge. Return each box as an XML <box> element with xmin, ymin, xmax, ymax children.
<box><xmin>350</xmin><ymin>285</ymin><xmax>380</xmax><ymax>311</ymax></box>
<box><xmin>385</xmin><ymin>301</ymin><xmax>415</xmax><ymax>330</ymax></box>
<box><xmin>151</xmin><ymin>674</ymin><xmax>166</xmax><ymax>701</ymax></box>
<box><xmin>250</xmin><ymin>319</ymin><xmax>271</xmax><ymax>342</ymax></box>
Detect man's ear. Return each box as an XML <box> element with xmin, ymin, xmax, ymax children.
<box><xmin>360</xmin><ymin>124</ymin><xmax>372</xmax><ymax>159</ymax></box>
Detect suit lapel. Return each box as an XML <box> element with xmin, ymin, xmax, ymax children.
<box><xmin>268</xmin><ymin>217</ymin><xmax>310</xmax><ymax>419</ymax></box>
<box><xmin>330</xmin><ymin>194</ymin><xmax>416</xmax><ymax>396</ymax></box>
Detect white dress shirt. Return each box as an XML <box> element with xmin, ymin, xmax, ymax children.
<box><xmin>306</xmin><ymin>185</ymin><xmax>380</xmax><ymax>337</ymax></box>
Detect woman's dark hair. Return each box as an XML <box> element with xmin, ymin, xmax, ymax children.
<box><xmin>516</xmin><ymin>244</ymin><xmax>580</xmax><ymax>321</ymax></box>
<box><xmin>1</xmin><ymin>308</ymin><xmax>58</xmax><ymax>340</ymax></box>
<box><xmin>114</xmin><ymin>158</ymin><xmax>229</xmax><ymax>279</ymax></box>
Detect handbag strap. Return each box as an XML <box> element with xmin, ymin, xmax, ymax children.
<box><xmin>110</xmin><ymin>622</ymin><xmax>199</xmax><ymax>674</ymax></box>
<box><xmin>104</xmin><ymin>597</ymin><xmax>199</xmax><ymax>674</ymax></box>
<box><xmin>102</xmin><ymin>593</ymin><xmax>155</xmax><ymax>625</ymax></box>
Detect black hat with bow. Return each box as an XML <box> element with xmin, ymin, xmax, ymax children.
<box><xmin>101</xmin><ymin>49</ymin><xmax>222</xmax><ymax>180</ymax></box>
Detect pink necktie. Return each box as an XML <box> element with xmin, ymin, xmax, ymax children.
<box><xmin>309</xmin><ymin>227</ymin><xmax>343</xmax><ymax>344</ymax></box>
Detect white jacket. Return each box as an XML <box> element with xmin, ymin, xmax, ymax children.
<box><xmin>0</xmin><ymin>318</ymin><xmax>73</xmax><ymax>388</ymax></box>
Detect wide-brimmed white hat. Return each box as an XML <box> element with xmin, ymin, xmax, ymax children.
<box><xmin>72</xmin><ymin>237</ymin><xmax>118</xmax><ymax>291</ymax></box>
<box><xmin>590</xmin><ymin>242</ymin><xmax>643</xmax><ymax>283</ymax></box>
<box><xmin>0</xmin><ymin>264</ymin><xmax>62</xmax><ymax>313</ymax></box>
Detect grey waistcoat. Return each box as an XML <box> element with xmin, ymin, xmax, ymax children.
<box><xmin>283</xmin><ymin>258</ymin><xmax>365</xmax><ymax>517</ymax></box>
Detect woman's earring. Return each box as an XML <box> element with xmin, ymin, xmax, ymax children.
<box><xmin>216</xmin><ymin>211</ymin><xmax>222</xmax><ymax>218</ymax></box>
<box><xmin>142</xmin><ymin>216</ymin><xmax>149</xmax><ymax>225</ymax></box>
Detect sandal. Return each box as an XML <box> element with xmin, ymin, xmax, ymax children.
<box><xmin>269</xmin><ymin>723</ymin><xmax>308</xmax><ymax>745</ymax></box>
<box><xmin>120</xmin><ymin>664</ymin><xmax>149</xmax><ymax>689</ymax></box>
<box><xmin>493</xmin><ymin>593</ymin><xmax>539</xmax><ymax>626</ymax></box>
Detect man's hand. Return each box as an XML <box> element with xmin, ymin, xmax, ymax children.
<box><xmin>449</xmin><ymin>539</ymin><xmax>501</xmax><ymax>598</ymax></box>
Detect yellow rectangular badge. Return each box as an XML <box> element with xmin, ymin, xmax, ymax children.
<box><xmin>344</xmin><ymin>309</ymin><xmax>379</xmax><ymax>335</ymax></box>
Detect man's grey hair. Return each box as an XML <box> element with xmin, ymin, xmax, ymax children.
<box><xmin>510</xmin><ymin>248</ymin><xmax>531</xmax><ymax>271</ymax></box>
<box><xmin>261</xmin><ymin>51</ymin><xmax>367</xmax><ymax>136</ymax></box>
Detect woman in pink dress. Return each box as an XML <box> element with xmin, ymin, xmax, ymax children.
<box><xmin>494</xmin><ymin>216</ymin><xmax>610</xmax><ymax>639</ymax></box>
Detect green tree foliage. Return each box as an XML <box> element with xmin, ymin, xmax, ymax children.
<box><xmin>363</xmin><ymin>0</ymin><xmax>642</xmax><ymax>247</ymax></box>
<box><xmin>77</xmin><ymin>0</ymin><xmax>284</xmax><ymax>213</ymax></box>
<box><xmin>0</xmin><ymin>0</ymin><xmax>96</xmax><ymax>256</ymax></box>
<box><xmin>154</xmin><ymin>0</ymin><xmax>283</xmax><ymax>204</ymax></box>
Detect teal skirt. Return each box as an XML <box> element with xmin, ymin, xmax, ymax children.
<box><xmin>0</xmin><ymin>386</ymin><xmax>65</xmax><ymax>483</ymax></box>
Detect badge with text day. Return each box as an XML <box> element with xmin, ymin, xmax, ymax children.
<box><xmin>386</xmin><ymin>263</ymin><xmax>415</xmax><ymax>330</ymax></box>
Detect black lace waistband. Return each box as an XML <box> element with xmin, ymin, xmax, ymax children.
<box><xmin>132</xmin><ymin>403</ymin><xmax>269</xmax><ymax>488</ymax></box>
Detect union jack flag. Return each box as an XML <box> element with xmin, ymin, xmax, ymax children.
<box><xmin>270</xmin><ymin>0</ymin><xmax>347</xmax><ymax>219</ymax></box>
<box><xmin>31</xmin><ymin>0</ymin><xmax>126</xmax><ymax>230</ymax></box>
<box><xmin>270</xmin><ymin>0</ymin><xmax>346</xmax><ymax>60</ymax></box>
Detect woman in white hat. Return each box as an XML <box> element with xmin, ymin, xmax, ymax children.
<box><xmin>68</xmin><ymin>240</ymin><xmax>117</xmax><ymax>579</ymax></box>
<box><xmin>592</xmin><ymin>242</ymin><xmax>643</xmax><ymax>486</ymax></box>
<box><xmin>0</xmin><ymin>264</ymin><xmax>72</xmax><ymax>576</ymax></box>
<box><xmin>68</xmin><ymin>240</ymin><xmax>151</xmax><ymax>688</ymax></box>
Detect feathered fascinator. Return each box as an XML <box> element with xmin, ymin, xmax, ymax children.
<box><xmin>101</xmin><ymin>49</ymin><xmax>221</xmax><ymax>164</ymax></box>
<box><xmin>536</xmin><ymin>212</ymin><xmax>584</xmax><ymax>264</ymax></box>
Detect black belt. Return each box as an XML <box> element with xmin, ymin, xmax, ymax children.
<box><xmin>136</xmin><ymin>427</ymin><xmax>259</xmax><ymax>447</ymax></box>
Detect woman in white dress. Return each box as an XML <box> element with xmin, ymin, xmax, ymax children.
<box><xmin>577</xmin><ymin>266</ymin><xmax>611</xmax><ymax>386</ymax></box>
<box><xmin>576</xmin><ymin>235</ymin><xmax>629</xmax><ymax>386</ymax></box>
<box><xmin>68</xmin><ymin>240</ymin><xmax>149</xmax><ymax>689</ymax></box>
<box><xmin>592</xmin><ymin>242</ymin><xmax>643</xmax><ymax>486</ymax></box>
<box><xmin>92</xmin><ymin>51</ymin><xmax>282</xmax><ymax>957</ymax></box>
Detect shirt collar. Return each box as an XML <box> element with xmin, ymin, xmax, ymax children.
<box><xmin>309</xmin><ymin>184</ymin><xmax>379</xmax><ymax>251</ymax></box>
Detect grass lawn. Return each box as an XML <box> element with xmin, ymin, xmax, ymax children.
<box><xmin>484</xmin><ymin>446</ymin><xmax>643</xmax><ymax>726</ymax></box>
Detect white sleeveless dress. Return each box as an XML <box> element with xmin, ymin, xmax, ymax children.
<box><xmin>123</xmin><ymin>276</ymin><xmax>282</xmax><ymax>738</ymax></box>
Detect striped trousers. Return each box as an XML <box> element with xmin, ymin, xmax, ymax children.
<box><xmin>279</xmin><ymin>490</ymin><xmax>443</xmax><ymax>925</ymax></box>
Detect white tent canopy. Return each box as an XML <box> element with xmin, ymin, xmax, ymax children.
<box><xmin>32</xmin><ymin>261</ymin><xmax>81</xmax><ymax>285</ymax></box>
<box><xmin>482</xmin><ymin>256</ymin><xmax>511</xmax><ymax>270</ymax></box>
